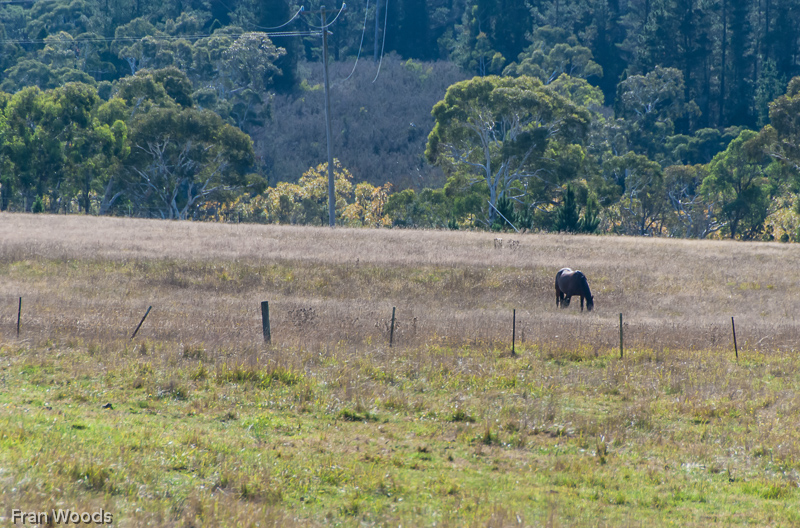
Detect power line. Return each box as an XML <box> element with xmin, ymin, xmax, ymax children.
<box><xmin>0</xmin><ymin>31</ymin><xmax>322</xmax><ymax>45</ymax></box>
<box><xmin>250</xmin><ymin>6</ymin><xmax>305</xmax><ymax>30</ymax></box>
<box><xmin>372</xmin><ymin>0</ymin><xmax>388</xmax><ymax>83</ymax></box>
<box><xmin>341</xmin><ymin>0</ymin><xmax>369</xmax><ymax>82</ymax></box>
<box><xmin>303</xmin><ymin>2</ymin><xmax>347</xmax><ymax>29</ymax></box>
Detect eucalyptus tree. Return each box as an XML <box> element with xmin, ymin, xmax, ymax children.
<box><xmin>1</xmin><ymin>86</ymin><xmax>63</xmax><ymax>210</ymax></box>
<box><xmin>425</xmin><ymin>75</ymin><xmax>590</xmax><ymax>222</ymax></box>
<box><xmin>762</xmin><ymin>77</ymin><xmax>800</xmax><ymax>174</ymax></box>
<box><xmin>503</xmin><ymin>27</ymin><xmax>603</xmax><ymax>85</ymax></box>
<box><xmin>700</xmin><ymin>129</ymin><xmax>784</xmax><ymax>239</ymax></box>
<box><xmin>602</xmin><ymin>151</ymin><xmax>666</xmax><ymax>236</ymax></box>
<box><xmin>124</xmin><ymin>105</ymin><xmax>256</xmax><ymax>219</ymax></box>
<box><xmin>615</xmin><ymin>66</ymin><xmax>699</xmax><ymax>163</ymax></box>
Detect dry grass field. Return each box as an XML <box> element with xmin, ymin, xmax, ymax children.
<box><xmin>1</xmin><ymin>213</ymin><xmax>800</xmax><ymax>526</ymax></box>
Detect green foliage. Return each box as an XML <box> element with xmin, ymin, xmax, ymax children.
<box><xmin>123</xmin><ymin>104</ymin><xmax>255</xmax><ymax>219</ymax></box>
<box><xmin>31</xmin><ymin>195</ymin><xmax>44</xmax><ymax>213</ymax></box>
<box><xmin>554</xmin><ymin>184</ymin><xmax>580</xmax><ymax>232</ymax></box>
<box><xmin>426</xmin><ymin>75</ymin><xmax>590</xmax><ymax>224</ymax></box>
<box><xmin>615</xmin><ymin>67</ymin><xmax>700</xmax><ymax>163</ymax></box>
<box><xmin>701</xmin><ymin>130</ymin><xmax>784</xmax><ymax>240</ymax></box>
<box><xmin>503</xmin><ymin>27</ymin><xmax>603</xmax><ymax>84</ymax></box>
<box><xmin>602</xmin><ymin>152</ymin><xmax>665</xmax><ymax>236</ymax></box>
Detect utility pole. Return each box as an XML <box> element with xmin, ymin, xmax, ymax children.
<box><xmin>321</xmin><ymin>6</ymin><xmax>336</xmax><ymax>227</ymax></box>
<box><xmin>300</xmin><ymin>6</ymin><xmax>342</xmax><ymax>227</ymax></box>
<box><xmin>255</xmin><ymin>6</ymin><xmax>344</xmax><ymax>227</ymax></box>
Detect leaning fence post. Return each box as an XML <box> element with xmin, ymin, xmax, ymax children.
<box><xmin>511</xmin><ymin>309</ymin><xmax>517</xmax><ymax>356</ymax></box>
<box><xmin>261</xmin><ymin>301</ymin><xmax>271</xmax><ymax>344</ymax></box>
<box><xmin>731</xmin><ymin>316</ymin><xmax>738</xmax><ymax>362</ymax></box>
<box><xmin>16</xmin><ymin>297</ymin><xmax>21</xmax><ymax>337</ymax></box>
<box><xmin>619</xmin><ymin>313</ymin><xmax>624</xmax><ymax>359</ymax></box>
<box><xmin>131</xmin><ymin>306</ymin><xmax>152</xmax><ymax>340</ymax></box>
<box><xmin>389</xmin><ymin>307</ymin><xmax>396</xmax><ymax>347</ymax></box>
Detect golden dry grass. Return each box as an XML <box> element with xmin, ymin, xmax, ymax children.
<box><xmin>1</xmin><ymin>212</ymin><xmax>799</xmax><ymax>353</ymax></box>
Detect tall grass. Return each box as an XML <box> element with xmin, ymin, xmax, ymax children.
<box><xmin>2</xmin><ymin>213</ymin><xmax>800</xmax><ymax>353</ymax></box>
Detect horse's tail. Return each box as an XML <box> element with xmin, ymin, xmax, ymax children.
<box><xmin>555</xmin><ymin>269</ymin><xmax>565</xmax><ymax>306</ymax></box>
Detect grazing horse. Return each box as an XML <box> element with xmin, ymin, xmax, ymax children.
<box><xmin>555</xmin><ymin>268</ymin><xmax>594</xmax><ymax>312</ymax></box>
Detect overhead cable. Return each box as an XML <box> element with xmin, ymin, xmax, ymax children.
<box><xmin>303</xmin><ymin>3</ymin><xmax>346</xmax><ymax>29</ymax></box>
<box><xmin>372</xmin><ymin>0</ymin><xmax>388</xmax><ymax>83</ymax></box>
<box><xmin>341</xmin><ymin>0</ymin><xmax>369</xmax><ymax>81</ymax></box>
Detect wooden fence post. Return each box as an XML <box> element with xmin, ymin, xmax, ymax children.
<box><xmin>389</xmin><ymin>307</ymin><xmax>396</xmax><ymax>347</ymax></box>
<box><xmin>619</xmin><ymin>313</ymin><xmax>624</xmax><ymax>359</ymax></box>
<box><xmin>16</xmin><ymin>297</ymin><xmax>21</xmax><ymax>337</ymax></box>
<box><xmin>512</xmin><ymin>309</ymin><xmax>516</xmax><ymax>356</ymax></box>
<box><xmin>731</xmin><ymin>316</ymin><xmax>738</xmax><ymax>361</ymax></box>
<box><xmin>131</xmin><ymin>306</ymin><xmax>152</xmax><ymax>340</ymax></box>
<box><xmin>261</xmin><ymin>301</ymin><xmax>271</xmax><ymax>344</ymax></box>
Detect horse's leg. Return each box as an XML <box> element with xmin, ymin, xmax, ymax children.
<box><xmin>581</xmin><ymin>296</ymin><xmax>585</xmax><ymax>312</ymax></box>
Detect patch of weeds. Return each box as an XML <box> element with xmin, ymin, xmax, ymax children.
<box><xmin>216</xmin><ymin>364</ymin><xmax>303</xmax><ymax>388</ymax></box>
<box><xmin>269</xmin><ymin>366</ymin><xmax>303</xmax><ymax>386</ymax></box>
<box><xmin>596</xmin><ymin>437</ymin><xmax>608</xmax><ymax>465</ymax></box>
<box><xmin>609</xmin><ymin>492</ymin><xmax>627</xmax><ymax>505</ymax></box>
<box><xmin>183</xmin><ymin>344</ymin><xmax>206</xmax><ymax>360</ymax></box>
<box><xmin>157</xmin><ymin>379</ymin><xmax>190</xmax><ymax>400</ymax></box>
<box><xmin>449</xmin><ymin>408</ymin><xmax>476</xmax><ymax>423</ymax></box>
<box><xmin>381</xmin><ymin>394</ymin><xmax>408</xmax><ymax>411</ymax></box>
<box><xmin>219</xmin><ymin>411</ymin><xmax>238</xmax><ymax>422</ymax></box>
<box><xmin>480</xmin><ymin>424</ymin><xmax>499</xmax><ymax>445</ymax></box>
<box><xmin>66</xmin><ymin>461</ymin><xmax>114</xmax><ymax>492</ymax></box>
<box><xmin>434</xmin><ymin>474</ymin><xmax>460</xmax><ymax>496</ymax></box>
<box><xmin>191</xmin><ymin>362</ymin><xmax>209</xmax><ymax>381</ymax></box>
<box><xmin>665</xmin><ymin>381</ymin><xmax>683</xmax><ymax>395</ymax></box>
<box><xmin>318</xmin><ymin>464</ymin><xmax>348</xmax><ymax>486</ymax></box>
<box><xmin>339</xmin><ymin>409</ymin><xmax>378</xmax><ymax>422</ymax></box>
<box><xmin>742</xmin><ymin>480</ymin><xmax>794</xmax><ymax>500</ymax></box>
<box><xmin>340</xmin><ymin>495</ymin><xmax>362</xmax><ymax>517</ymax></box>
<box><xmin>414</xmin><ymin>445</ymin><xmax>433</xmax><ymax>461</ymax></box>
<box><xmin>239</xmin><ymin>478</ymin><xmax>282</xmax><ymax>503</ymax></box>
<box><xmin>362</xmin><ymin>364</ymin><xmax>396</xmax><ymax>384</ymax></box>
<box><xmin>753</xmin><ymin>445</ymin><xmax>770</xmax><ymax>458</ymax></box>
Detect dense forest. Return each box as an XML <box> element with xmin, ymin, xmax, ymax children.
<box><xmin>1</xmin><ymin>0</ymin><xmax>800</xmax><ymax>239</ymax></box>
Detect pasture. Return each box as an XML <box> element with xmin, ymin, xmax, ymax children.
<box><xmin>1</xmin><ymin>213</ymin><xmax>800</xmax><ymax>526</ymax></box>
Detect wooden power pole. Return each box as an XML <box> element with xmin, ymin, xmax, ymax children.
<box><xmin>321</xmin><ymin>6</ymin><xmax>336</xmax><ymax>227</ymax></box>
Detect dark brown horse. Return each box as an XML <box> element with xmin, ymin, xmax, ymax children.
<box><xmin>555</xmin><ymin>268</ymin><xmax>594</xmax><ymax>312</ymax></box>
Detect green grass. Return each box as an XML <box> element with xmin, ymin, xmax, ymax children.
<box><xmin>2</xmin><ymin>341</ymin><xmax>799</xmax><ymax>527</ymax></box>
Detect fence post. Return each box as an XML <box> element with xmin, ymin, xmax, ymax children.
<box><xmin>261</xmin><ymin>301</ymin><xmax>271</xmax><ymax>344</ymax></box>
<box><xmin>131</xmin><ymin>306</ymin><xmax>152</xmax><ymax>340</ymax></box>
<box><xmin>16</xmin><ymin>297</ymin><xmax>21</xmax><ymax>337</ymax></box>
<box><xmin>619</xmin><ymin>313</ymin><xmax>624</xmax><ymax>359</ymax></box>
<box><xmin>731</xmin><ymin>316</ymin><xmax>738</xmax><ymax>361</ymax></box>
<box><xmin>389</xmin><ymin>307</ymin><xmax>396</xmax><ymax>347</ymax></box>
<box><xmin>512</xmin><ymin>309</ymin><xmax>516</xmax><ymax>356</ymax></box>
